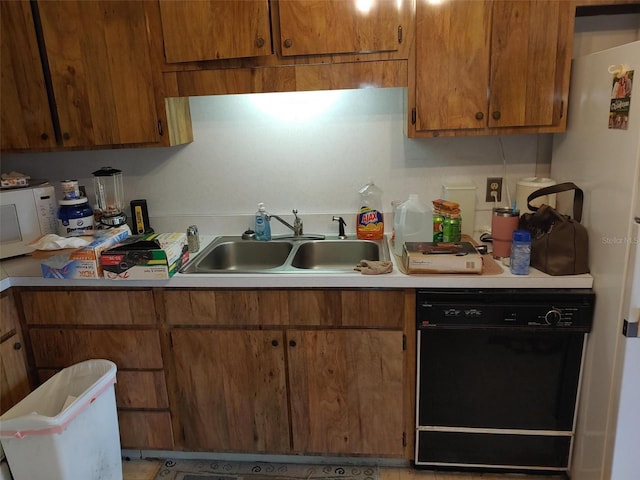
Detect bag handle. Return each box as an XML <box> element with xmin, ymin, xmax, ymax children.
<box><xmin>527</xmin><ymin>182</ymin><xmax>584</xmax><ymax>222</ymax></box>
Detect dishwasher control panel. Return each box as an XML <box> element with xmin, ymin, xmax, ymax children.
<box><xmin>417</xmin><ymin>288</ymin><xmax>595</xmax><ymax>331</ymax></box>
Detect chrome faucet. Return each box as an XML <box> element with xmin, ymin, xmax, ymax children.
<box><xmin>268</xmin><ymin>209</ymin><xmax>303</xmax><ymax>236</ymax></box>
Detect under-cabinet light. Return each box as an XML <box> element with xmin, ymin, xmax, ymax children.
<box><xmin>249</xmin><ymin>90</ymin><xmax>342</xmax><ymax>122</ymax></box>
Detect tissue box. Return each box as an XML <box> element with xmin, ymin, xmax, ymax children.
<box><xmin>100</xmin><ymin>232</ymin><xmax>188</xmax><ymax>280</ymax></box>
<box><xmin>402</xmin><ymin>241</ymin><xmax>483</xmax><ymax>274</ymax></box>
<box><xmin>41</xmin><ymin>226</ymin><xmax>131</xmax><ymax>279</ymax></box>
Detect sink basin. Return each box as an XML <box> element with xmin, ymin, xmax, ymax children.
<box><xmin>180</xmin><ymin>236</ymin><xmax>390</xmax><ymax>274</ymax></box>
<box><xmin>184</xmin><ymin>239</ymin><xmax>293</xmax><ymax>272</ymax></box>
<box><xmin>290</xmin><ymin>240</ymin><xmax>381</xmax><ymax>270</ymax></box>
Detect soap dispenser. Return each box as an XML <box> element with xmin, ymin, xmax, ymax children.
<box><xmin>255</xmin><ymin>203</ymin><xmax>271</xmax><ymax>241</ymax></box>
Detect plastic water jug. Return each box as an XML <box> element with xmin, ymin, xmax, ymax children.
<box><xmin>392</xmin><ymin>194</ymin><xmax>432</xmax><ymax>256</ymax></box>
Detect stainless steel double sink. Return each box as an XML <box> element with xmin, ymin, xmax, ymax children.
<box><xmin>180</xmin><ymin>235</ymin><xmax>390</xmax><ymax>274</ymax></box>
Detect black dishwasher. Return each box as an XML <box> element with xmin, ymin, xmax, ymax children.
<box><xmin>415</xmin><ymin>288</ymin><xmax>595</xmax><ymax>474</ymax></box>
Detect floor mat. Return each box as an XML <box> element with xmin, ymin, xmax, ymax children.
<box><xmin>154</xmin><ymin>460</ymin><xmax>379</xmax><ymax>480</ymax></box>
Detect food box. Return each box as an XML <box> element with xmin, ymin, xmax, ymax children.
<box><xmin>41</xmin><ymin>226</ymin><xmax>131</xmax><ymax>279</ymax></box>
<box><xmin>100</xmin><ymin>232</ymin><xmax>188</xmax><ymax>280</ymax></box>
<box><xmin>402</xmin><ymin>241</ymin><xmax>483</xmax><ymax>274</ymax></box>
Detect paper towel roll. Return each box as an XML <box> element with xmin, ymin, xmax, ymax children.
<box><xmin>516</xmin><ymin>177</ymin><xmax>557</xmax><ymax>213</ymax></box>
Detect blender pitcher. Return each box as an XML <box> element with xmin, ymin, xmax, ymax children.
<box><xmin>92</xmin><ymin>167</ymin><xmax>127</xmax><ymax>227</ymax></box>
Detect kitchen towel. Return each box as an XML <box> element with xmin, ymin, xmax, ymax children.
<box><xmin>354</xmin><ymin>260</ymin><xmax>393</xmax><ymax>274</ymax></box>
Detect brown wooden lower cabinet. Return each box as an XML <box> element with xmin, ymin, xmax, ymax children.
<box><xmin>27</xmin><ymin>325</ymin><xmax>169</xmax><ymax>450</ymax></box>
<box><xmin>170</xmin><ymin>327</ymin><xmax>405</xmax><ymax>456</ymax></box>
<box><xmin>171</xmin><ymin>329</ymin><xmax>290</xmax><ymax>452</ymax></box>
<box><xmin>16</xmin><ymin>287</ymin><xmax>414</xmax><ymax>456</ymax></box>
<box><xmin>118</xmin><ymin>411</ymin><xmax>174</xmax><ymax>449</ymax></box>
<box><xmin>0</xmin><ymin>331</ymin><xmax>30</xmax><ymax>414</ymax></box>
<box><xmin>0</xmin><ymin>290</ymin><xmax>30</xmax><ymax>414</ymax></box>
<box><xmin>288</xmin><ymin>329</ymin><xmax>404</xmax><ymax>456</ymax></box>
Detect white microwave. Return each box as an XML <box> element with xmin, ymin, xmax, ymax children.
<box><xmin>0</xmin><ymin>182</ymin><xmax>58</xmax><ymax>259</ymax></box>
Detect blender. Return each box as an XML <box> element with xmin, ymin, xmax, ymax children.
<box><xmin>92</xmin><ymin>167</ymin><xmax>127</xmax><ymax>227</ymax></box>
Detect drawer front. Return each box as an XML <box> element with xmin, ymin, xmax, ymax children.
<box><xmin>118</xmin><ymin>411</ymin><xmax>174</xmax><ymax>449</ymax></box>
<box><xmin>29</xmin><ymin>328</ymin><xmax>163</xmax><ymax>369</ymax></box>
<box><xmin>163</xmin><ymin>289</ymin><xmax>408</xmax><ymax>328</ymax></box>
<box><xmin>164</xmin><ymin>290</ymin><xmax>288</xmax><ymax>325</ymax></box>
<box><xmin>21</xmin><ymin>290</ymin><xmax>156</xmax><ymax>325</ymax></box>
<box><xmin>115</xmin><ymin>371</ymin><xmax>168</xmax><ymax>409</ymax></box>
<box><xmin>287</xmin><ymin>290</ymin><xmax>406</xmax><ymax>328</ymax></box>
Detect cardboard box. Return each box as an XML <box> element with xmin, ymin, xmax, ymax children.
<box><xmin>100</xmin><ymin>232</ymin><xmax>188</xmax><ymax>280</ymax></box>
<box><xmin>402</xmin><ymin>241</ymin><xmax>483</xmax><ymax>274</ymax></box>
<box><xmin>41</xmin><ymin>226</ymin><xmax>131</xmax><ymax>279</ymax></box>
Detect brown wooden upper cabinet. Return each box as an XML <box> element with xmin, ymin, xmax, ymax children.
<box><xmin>277</xmin><ymin>0</ymin><xmax>403</xmax><ymax>56</ymax></box>
<box><xmin>1</xmin><ymin>0</ymin><xmax>191</xmax><ymax>151</ymax></box>
<box><xmin>1</xmin><ymin>0</ymin><xmax>57</xmax><ymax>150</ymax></box>
<box><xmin>159</xmin><ymin>0</ymin><xmax>273</xmax><ymax>62</ymax></box>
<box><xmin>409</xmin><ymin>0</ymin><xmax>574</xmax><ymax>137</ymax></box>
<box><xmin>158</xmin><ymin>0</ymin><xmax>404</xmax><ymax>64</ymax></box>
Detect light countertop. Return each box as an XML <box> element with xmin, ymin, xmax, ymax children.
<box><xmin>0</xmin><ymin>236</ymin><xmax>593</xmax><ymax>291</ymax></box>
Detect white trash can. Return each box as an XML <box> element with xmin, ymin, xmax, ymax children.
<box><xmin>0</xmin><ymin>359</ymin><xmax>122</xmax><ymax>480</ymax></box>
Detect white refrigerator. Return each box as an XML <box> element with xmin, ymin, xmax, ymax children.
<box><xmin>551</xmin><ymin>40</ymin><xmax>640</xmax><ymax>480</ymax></box>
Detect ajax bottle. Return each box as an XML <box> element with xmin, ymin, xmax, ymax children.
<box><xmin>392</xmin><ymin>194</ymin><xmax>432</xmax><ymax>256</ymax></box>
<box><xmin>254</xmin><ymin>203</ymin><xmax>271</xmax><ymax>241</ymax></box>
<box><xmin>356</xmin><ymin>181</ymin><xmax>384</xmax><ymax>240</ymax></box>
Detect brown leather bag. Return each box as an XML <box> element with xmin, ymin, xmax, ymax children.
<box><xmin>519</xmin><ymin>182</ymin><xmax>589</xmax><ymax>276</ymax></box>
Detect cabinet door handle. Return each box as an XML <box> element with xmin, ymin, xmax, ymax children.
<box><xmin>40</xmin><ymin>133</ymin><xmax>49</xmax><ymax>140</ymax></box>
<box><xmin>492</xmin><ymin>111</ymin><xmax>501</xmax><ymax>120</ymax></box>
<box><xmin>62</xmin><ymin>132</ymin><xmax>71</xmax><ymax>140</ymax></box>
<box><xmin>475</xmin><ymin>112</ymin><xmax>484</xmax><ymax>120</ymax></box>
<box><xmin>256</xmin><ymin>37</ymin><xmax>265</xmax><ymax>48</ymax></box>
<box><xmin>283</xmin><ymin>38</ymin><xmax>292</xmax><ymax>48</ymax></box>
<box><xmin>289</xmin><ymin>339</ymin><xmax>297</xmax><ymax>347</ymax></box>
<box><xmin>271</xmin><ymin>339</ymin><xmax>279</xmax><ymax>347</ymax></box>
<box><xmin>13</xmin><ymin>342</ymin><xmax>22</xmax><ymax>350</ymax></box>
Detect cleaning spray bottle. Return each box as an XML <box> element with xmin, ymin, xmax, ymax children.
<box><xmin>356</xmin><ymin>180</ymin><xmax>384</xmax><ymax>240</ymax></box>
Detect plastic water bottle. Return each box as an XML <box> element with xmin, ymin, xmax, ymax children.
<box><xmin>510</xmin><ymin>229</ymin><xmax>531</xmax><ymax>275</ymax></box>
<box><xmin>392</xmin><ymin>194</ymin><xmax>432</xmax><ymax>257</ymax></box>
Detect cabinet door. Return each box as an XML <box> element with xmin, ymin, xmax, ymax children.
<box><xmin>159</xmin><ymin>0</ymin><xmax>272</xmax><ymax>63</ymax></box>
<box><xmin>0</xmin><ymin>291</ymin><xmax>30</xmax><ymax>413</ymax></box>
<box><xmin>0</xmin><ymin>0</ymin><xmax>56</xmax><ymax>150</ymax></box>
<box><xmin>278</xmin><ymin>0</ymin><xmax>402</xmax><ymax>56</ymax></box>
<box><xmin>414</xmin><ymin>0</ymin><xmax>491</xmax><ymax>131</ymax></box>
<box><xmin>0</xmin><ymin>332</ymin><xmax>30</xmax><ymax>414</ymax></box>
<box><xmin>488</xmin><ymin>0</ymin><xmax>569</xmax><ymax>128</ymax></box>
<box><xmin>171</xmin><ymin>329</ymin><xmax>290</xmax><ymax>452</ymax></box>
<box><xmin>288</xmin><ymin>329</ymin><xmax>404</xmax><ymax>456</ymax></box>
<box><xmin>36</xmin><ymin>1</ymin><xmax>161</xmax><ymax>146</ymax></box>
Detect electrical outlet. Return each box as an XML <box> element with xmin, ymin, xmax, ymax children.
<box><xmin>485</xmin><ymin>177</ymin><xmax>503</xmax><ymax>202</ymax></box>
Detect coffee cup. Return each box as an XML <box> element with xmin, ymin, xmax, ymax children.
<box><xmin>492</xmin><ymin>207</ymin><xmax>520</xmax><ymax>258</ymax></box>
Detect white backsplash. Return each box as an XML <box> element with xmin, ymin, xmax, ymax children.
<box><xmin>2</xmin><ymin>87</ymin><xmax>545</xmax><ymax>236</ymax></box>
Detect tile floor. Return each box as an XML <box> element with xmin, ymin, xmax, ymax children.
<box><xmin>121</xmin><ymin>459</ymin><xmax>565</xmax><ymax>480</ymax></box>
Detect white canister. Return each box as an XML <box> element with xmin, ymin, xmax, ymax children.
<box><xmin>516</xmin><ymin>177</ymin><xmax>557</xmax><ymax>213</ymax></box>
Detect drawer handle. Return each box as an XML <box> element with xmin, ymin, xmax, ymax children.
<box><xmin>271</xmin><ymin>339</ymin><xmax>279</xmax><ymax>347</ymax></box>
<box><xmin>289</xmin><ymin>339</ymin><xmax>297</xmax><ymax>347</ymax></box>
